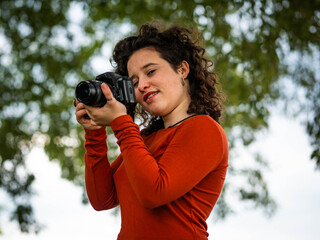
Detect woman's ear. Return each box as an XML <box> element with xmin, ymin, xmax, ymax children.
<box><xmin>178</xmin><ymin>60</ymin><xmax>190</xmax><ymax>79</ymax></box>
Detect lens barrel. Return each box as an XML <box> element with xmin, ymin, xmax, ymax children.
<box><xmin>75</xmin><ymin>80</ymin><xmax>107</xmax><ymax>107</ymax></box>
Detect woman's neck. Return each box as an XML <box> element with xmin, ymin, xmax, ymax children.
<box><xmin>162</xmin><ymin>105</ymin><xmax>193</xmax><ymax>128</ymax></box>
<box><xmin>162</xmin><ymin>87</ymin><xmax>191</xmax><ymax>128</ymax></box>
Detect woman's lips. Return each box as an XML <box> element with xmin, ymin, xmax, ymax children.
<box><xmin>144</xmin><ymin>91</ymin><xmax>159</xmax><ymax>103</ymax></box>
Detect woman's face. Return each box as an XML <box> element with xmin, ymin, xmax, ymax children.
<box><xmin>127</xmin><ymin>47</ymin><xmax>190</xmax><ymax>122</ymax></box>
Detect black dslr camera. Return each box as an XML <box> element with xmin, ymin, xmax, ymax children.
<box><xmin>75</xmin><ymin>72</ymin><xmax>136</xmax><ymax>107</ymax></box>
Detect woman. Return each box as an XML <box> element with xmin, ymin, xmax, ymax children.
<box><xmin>75</xmin><ymin>22</ymin><xmax>228</xmax><ymax>240</ymax></box>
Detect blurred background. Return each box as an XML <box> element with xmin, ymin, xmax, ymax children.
<box><xmin>0</xmin><ymin>0</ymin><xmax>319</xmax><ymax>239</ymax></box>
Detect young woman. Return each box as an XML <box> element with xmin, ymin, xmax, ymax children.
<box><xmin>75</xmin><ymin>22</ymin><xmax>228</xmax><ymax>240</ymax></box>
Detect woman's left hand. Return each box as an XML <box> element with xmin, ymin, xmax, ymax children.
<box><xmin>85</xmin><ymin>83</ymin><xmax>127</xmax><ymax>126</ymax></box>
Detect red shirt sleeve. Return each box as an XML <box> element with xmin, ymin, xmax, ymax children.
<box><xmin>84</xmin><ymin>127</ymin><xmax>119</xmax><ymax>210</ymax></box>
<box><xmin>110</xmin><ymin>115</ymin><xmax>228</xmax><ymax>209</ymax></box>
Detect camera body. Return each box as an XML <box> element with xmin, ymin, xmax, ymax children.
<box><xmin>75</xmin><ymin>72</ymin><xmax>136</xmax><ymax>107</ymax></box>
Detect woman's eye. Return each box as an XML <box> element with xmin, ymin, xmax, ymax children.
<box><xmin>133</xmin><ymin>81</ymin><xmax>139</xmax><ymax>88</ymax></box>
<box><xmin>147</xmin><ymin>69</ymin><xmax>155</xmax><ymax>76</ymax></box>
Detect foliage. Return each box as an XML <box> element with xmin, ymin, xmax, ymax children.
<box><xmin>0</xmin><ymin>0</ymin><xmax>319</xmax><ymax>234</ymax></box>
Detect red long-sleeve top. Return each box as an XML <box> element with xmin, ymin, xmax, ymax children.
<box><xmin>84</xmin><ymin>114</ymin><xmax>228</xmax><ymax>240</ymax></box>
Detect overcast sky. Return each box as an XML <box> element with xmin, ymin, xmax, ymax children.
<box><xmin>1</xmin><ymin>110</ymin><xmax>320</xmax><ymax>240</ymax></box>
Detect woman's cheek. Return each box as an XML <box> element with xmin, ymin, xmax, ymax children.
<box><xmin>134</xmin><ymin>90</ymin><xmax>143</xmax><ymax>104</ymax></box>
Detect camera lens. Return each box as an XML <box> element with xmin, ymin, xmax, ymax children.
<box><xmin>76</xmin><ymin>82</ymin><xmax>90</xmax><ymax>99</ymax></box>
<box><xmin>75</xmin><ymin>80</ymin><xmax>106</xmax><ymax>107</ymax></box>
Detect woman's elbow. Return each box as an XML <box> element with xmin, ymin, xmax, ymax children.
<box><xmin>88</xmin><ymin>197</ymin><xmax>119</xmax><ymax>211</ymax></box>
<box><xmin>90</xmin><ymin>201</ymin><xmax>108</xmax><ymax>211</ymax></box>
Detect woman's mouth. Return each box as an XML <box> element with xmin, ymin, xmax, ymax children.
<box><xmin>144</xmin><ymin>91</ymin><xmax>159</xmax><ymax>103</ymax></box>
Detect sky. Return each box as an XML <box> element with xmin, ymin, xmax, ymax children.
<box><xmin>1</xmin><ymin>111</ymin><xmax>320</xmax><ymax>240</ymax></box>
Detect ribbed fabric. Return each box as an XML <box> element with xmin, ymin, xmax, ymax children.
<box><xmin>84</xmin><ymin>114</ymin><xmax>228</xmax><ymax>240</ymax></box>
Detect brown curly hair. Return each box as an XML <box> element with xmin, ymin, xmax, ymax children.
<box><xmin>111</xmin><ymin>22</ymin><xmax>224</xmax><ymax>135</ymax></box>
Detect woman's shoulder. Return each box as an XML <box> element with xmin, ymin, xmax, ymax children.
<box><xmin>176</xmin><ymin>115</ymin><xmax>227</xmax><ymax>140</ymax></box>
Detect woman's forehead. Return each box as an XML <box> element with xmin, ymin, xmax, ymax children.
<box><xmin>127</xmin><ymin>47</ymin><xmax>163</xmax><ymax>71</ymax></box>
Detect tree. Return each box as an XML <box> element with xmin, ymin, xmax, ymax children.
<box><xmin>0</xmin><ymin>0</ymin><xmax>319</xmax><ymax>234</ymax></box>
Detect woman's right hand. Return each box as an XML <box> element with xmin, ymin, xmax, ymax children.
<box><xmin>74</xmin><ymin>99</ymin><xmax>102</xmax><ymax>130</ymax></box>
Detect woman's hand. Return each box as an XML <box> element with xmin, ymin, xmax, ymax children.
<box><xmin>74</xmin><ymin>83</ymin><xmax>127</xmax><ymax>129</ymax></box>
<box><xmin>75</xmin><ymin>100</ymin><xmax>102</xmax><ymax>130</ymax></box>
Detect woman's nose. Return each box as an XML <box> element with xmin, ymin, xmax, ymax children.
<box><xmin>138</xmin><ymin>77</ymin><xmax>150</xmax><ymax>92</ymax></box>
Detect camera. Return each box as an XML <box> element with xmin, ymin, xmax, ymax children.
<box><xmin>75</xmin><ymin>72</ymin><xmax>136</xmax><ymax>107</ymax></box>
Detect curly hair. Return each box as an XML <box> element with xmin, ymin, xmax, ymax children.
<box><xmin>111</xmin><ymin>21</ymin><xmax>224</xmax><ymax>135</ymax></box>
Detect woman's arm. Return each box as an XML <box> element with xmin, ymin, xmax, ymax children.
<box><xmin>84</xmin><ymin>127</ymin><xmax>120</xmax><ymax>211</ymax></box>
<box><xmin>110</xmin><ymin>115</ymin><xmax>228</xmax><ymax>209</ymax></box>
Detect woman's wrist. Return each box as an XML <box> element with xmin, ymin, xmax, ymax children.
<box><xmin>84</xmin><ymin>126</ymin><xmax>107</xmax><ymax>139</ymax></box>
<box><xmin>110</xmin><ymin>114</ymin><xmax>134</xmax><ymax>129</ymax></box>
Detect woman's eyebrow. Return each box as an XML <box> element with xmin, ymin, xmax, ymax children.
<box><xmin>141</xmin><ymin>62</ymin><xmax>158</xmax><ymax>70</ymax></box>
<box><xmin>129</xmin><ymin>63</ymin><xmax>158</xmax><ymax>79</ymax></box>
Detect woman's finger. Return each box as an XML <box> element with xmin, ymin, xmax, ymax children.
<box><xmin>101</xmin><ymin>83</ymin><xmax>114</xmax><ymax>102</ymax></box>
